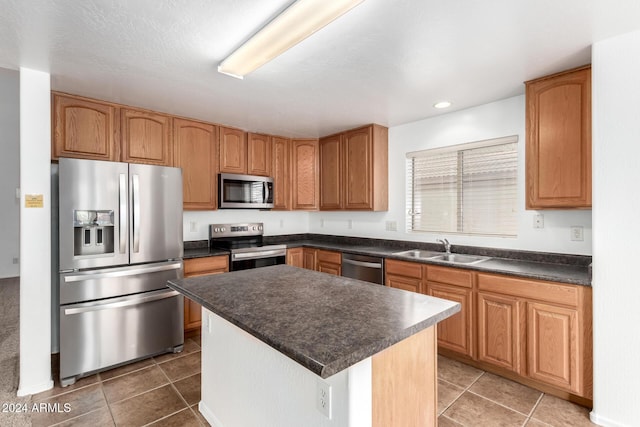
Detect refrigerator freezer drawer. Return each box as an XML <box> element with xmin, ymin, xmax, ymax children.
<box><xmin>60</xmin><ymin>289</ymin><xmax>184</xmax><ymax>385</ymax></box>
<box><xmin>60</xmin><ymin>260</ymin><xmax>183</xmax><ymax>304</ymax></box>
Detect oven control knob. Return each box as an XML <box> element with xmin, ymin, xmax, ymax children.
<box><xmin>252</xmin><ymin>226</ymin><xmax>256</xmax><ymax>231</ymax></box>
<box><xmin>221</xmin><ymin>227</ymin><xmax>226</xmax><ymax>232</ymax></box>
<box><xmin>258</xmin><ymin>225</ymin><xmax>263</xmax><ymax>231</ymax></box>
<box><xmin>214</xmin><ymin>227</ymin><xmax>219</xmax><ymax>233</ymax></box>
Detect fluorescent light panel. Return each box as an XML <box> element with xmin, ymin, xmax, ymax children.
<box><xmin>218</xmin><ymin>0</ymin><xmax>364</xmax><ymax>78</ymax></box>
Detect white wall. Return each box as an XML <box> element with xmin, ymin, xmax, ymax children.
<box><xmin>0</xmin><ymin>67</ymin><xmax>20</xmax><ymax>278</ymax></box>
<box><xmin>591</xmin><ymin>30</ymin><xmax>640</xmax><ymax>427</ymax></box>
<box><xmin>183</xmin><ymin>210</ymin><xmax>309</xmax><ymax>240</ymax></box>
<box><xmin>18</xmin><ymin>68</ymin><xmax>53</xmax><ymax>396</ymax></box>
<box><xmin>309</xmin><ymin>95</ymin><xmax>593</xmax><ymax>255</ymax></box>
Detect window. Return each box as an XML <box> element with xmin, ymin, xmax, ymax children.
<box><xmin>406</xmin><ymin>135</ymin><xmax>518</xmax><ymax>236</ymax></box>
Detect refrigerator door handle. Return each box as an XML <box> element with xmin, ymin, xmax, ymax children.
<box><xmin>62</xmin><ymin>262</ymin><xmax>183</xmax><ymax>283</ymax></box>
<box><xmin>119</xmin><ymin>173</ymin><xmax>127</xmax><ymax>253</ymax></box>
<box><xmin>132</xmin><ymin>173</ymin><xmax>141</xmax><ymax>253</ymax></box>
<box><xmin>63</xmin><ymin>289</ymin><xmax>180</xmax><ymax>315</ymax></box>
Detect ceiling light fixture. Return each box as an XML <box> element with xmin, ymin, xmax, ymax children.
<box><xmin>433</xmin><ymin>101</ymin><xmax>452</xmax><ymax>109</ymax></box>
<box><xmin>218</xmin><ymin>0</ymin><xmax>365</xmax><ymax>79</ymax></box>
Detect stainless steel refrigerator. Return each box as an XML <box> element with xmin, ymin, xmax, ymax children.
<box><xmin>58</xmin><ymin>158</ymin><xmax>184</xmax><ymax>386</ymax></box>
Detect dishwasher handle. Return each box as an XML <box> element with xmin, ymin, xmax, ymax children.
<box><xmin>342</xmin><ymin>258</ymin><xmax>383</xmax><ymax>269</ymax></box>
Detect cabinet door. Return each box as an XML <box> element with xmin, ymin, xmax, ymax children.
<box><xmin>219</xmin><ymin>126</ymin><xmax>247</xmax><ymax>174</ymax></box>
<box><xmin>319</xmin><ymin>134</ymin><xmax>342</xmax><ymax>210</ymax></box>
<box><xmin>386</xmin><ymin>274</ymin><xmax>423</xmax><ymax>293</ymax></box>
<box><xmin>526</xmin><ymin>66</ymin><xmax>591</xmax><ymax>208</ymax></box>
<box><xmin>121</xmin><ymin>108</ymin><xmax>172</xmax><ymax>165</ymax></box>
<box><xmin>173</xmin><ymin>119</ymin><xmax>217</xmax><ymax>210</ymax></box>
<box><xmin>183</xmin><ymin>256</ymin><xmax>229</xmax><ymax>333</ymax></box>
<box><xmin>527</xmin><ymin>301</ymin><xmax>579</xmax><ymax>393</ymax></box>
<box><xmin>477</xmin><ymin>292</ymin><xmax>524</xmax><ymax>373</ymax></box>
<box><xmin>303</xmin><ymin>248</ymin><xmax>317</xmax><ymax>270</ymax></box>
<box><xmin>317</xmin><ymin>250</ymin><xmax>341</xmax><ymax>276</ymax></box>
<box><xmin>247</xmin><ymin>133</ymin><xmax>272</xmax><ymax>176</ymax></box>
<box><xmin>272</xmin><ymin>136</ymin><xmax>291</xmax><ymax>210</ymax></box>
<box><xmin>286</xmin><ymin>248</ymin><xmax>303</xmax><ymax>267</ymax></box>
<box><xmin>427</xmin><ymin>282</ymin><xmax>473</xmax><ymax>357</ymax></box>
<box><xmin>343</xmin><ymin>126</ymin><xmax>373</xmax><ymax>209</ymax></box>
<box><xmin>52</xmin><ymin>93</ymin><xmax>117</xmax><ymax>161</ymax></box>
<box><xmin>291</xmin><ymin>139</ymin><xmax>319</xmax><ymax>210</ymax></box>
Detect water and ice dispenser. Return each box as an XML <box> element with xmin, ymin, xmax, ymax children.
<box><xmin>73</xmin><ymin>210</ymin><xmax>115</xmax><ymax>256</ymax></box>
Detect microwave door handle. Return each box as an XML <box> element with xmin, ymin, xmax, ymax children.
<box><xmin>132</xmin><ymin>174</ymin><xmax>140</xmax><ymax>253</ymax></box>
<box><xmin>119</xmin><ymin>173</ymin><xmax>127</xmax><ymax>253</ymax></box>
<box><xmin>264</xmin><ymin>181</ymin><xmax>270</xmax><ymax>203</ymax></box>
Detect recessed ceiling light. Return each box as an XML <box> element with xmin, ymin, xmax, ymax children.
<box><xmin>218</xmin><ymin>0</ymin><xmax>365</xmax><ymax>79</ymax></box>
<box><xmin>433</xmin><ymin>101</ymin><xmax>452</xmax><ymax>109</ymax></box>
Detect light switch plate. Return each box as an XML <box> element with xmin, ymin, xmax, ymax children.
<box><xmin>570</xmin><ymin>226</ymin><xmax>584</xmax><ymax>241</ymax></box>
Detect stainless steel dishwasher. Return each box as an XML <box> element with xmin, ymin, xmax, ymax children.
<box><xmin>341</xmin><ymin>253</ymin><xmax>384</xmax><ymax>285</ymax></box>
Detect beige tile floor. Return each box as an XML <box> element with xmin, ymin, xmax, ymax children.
<box><xmin>32</xmin><ymin>337</ymin><xmax>599</xmax><ymax>426</ymax></box>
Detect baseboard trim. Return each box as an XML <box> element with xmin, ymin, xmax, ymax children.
<box><xmin>17</xmin><ymin>379</ymin><xmax>53</xmax><ymax>397</ymax></box>
<box><xmin>590</xmin><ymin>411</ymin><xmax>629</xmax><ymax>427</ymax></box>
<box><xmin>198</xmin><ymin>400</ymin><xmax>224</xmax><ymax>427</ymax></box>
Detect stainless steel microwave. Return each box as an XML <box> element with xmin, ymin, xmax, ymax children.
<box><xmin>218</xmin><ymin>173</ymin><xmax>274</xmax><ymax>209</ymax></box>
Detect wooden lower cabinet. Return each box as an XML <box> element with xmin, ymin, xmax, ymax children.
<box><xmin>286</xmin><ymin>248</ymin><xmax>303</xmax><ymax>267</ymax></box>
<box><xmin>527</xmin><ymin>301</ymin><xmax>579</xmax><ymax>393</ymax></box>
<box><xmin>385</xmin><ymin>259</ymin><xmax>424</xmax><ymax>293</ymax></box>
<box><xmin>303</xmin><ymin>248</ymin><xmax>317</xmax><ymax>270</ymax></box>
<box><xmin>383</xmin><ymin>259</ymin><xmax>592</xmax><ymax>401</ymax></box>
<box><xmin>426</xmin><ymin>265</ymin><xmax>474</xmax><ymax>358</ymax></box>
<box><xmin>183</xmin><ymin>256</ymin><xmax>229</xmax><ymax>334</ymax></box>
<box><xmin>316</xmin><ymin>249</ymin><xmax>341</xmax><ymax>276</ymax></box>
<box><xmin>477</xmin><ymin>272</ymin><xmax>592</xmax><ymax>399</ymax></box>
<box><xmin>428</xmin><ymin>282</ymin><xmax>473</xmax><ymax>358</ymax></box>
<box><xmin>477</xmin><ymin>292</ymin><xmax>525</xmax><ymax>373</ymax></box>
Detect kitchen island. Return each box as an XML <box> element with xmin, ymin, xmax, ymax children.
<box><xmin>168</xmin><ymin>264</ymin><xmax>460</xmax><ymax>426</ymax></box>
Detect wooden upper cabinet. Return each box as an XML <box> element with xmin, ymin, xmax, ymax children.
<box><xmin>120</xmin><ymin>108</ymin><xmax>172</xmax><ymax>165</ymax></box>
<box><xmin>247</xmin><ymin>133</ymin><xmax>272</xmax><ymax>176</ymax></box>
<box><xmin>173</xmin><ymin>118</ymin><xmax>217</xmax><ymax>210</ymax></box>
<box><xmin>525</xmin><ymin>65</ymin><xmax>591</xmax><ymax>209</ymax></box>
<box><xmin>219</xmin><ymin>126</ymin><xmax>247</xmax><ymax>174</ymax></box>
<box><xmin>343</xmin><ymin>124</ymin><xmax>388</xmax><ymax>211</ymax></box>
<box><xmin>318</xmin><ymin>124</ymin><xmax>388</xmax><ymax>211</ymax></box>
<box><xmin>272</xmin><ymin>136</ymin><xmax>291</xmax><ymax>210</ymax></box>
<box><xmin>319</xmin><ymin>134</ymin><xmax>343</xmax><ymax>210</ymax></box>
<box><xmin>52</xmin><ymin>93</ymin><xmax>117</xmax><ymax>161</ymax></box>
<box><xmin>291</xmin><ymin>139</ymin><xmax>319</xmax><ymax>210</ymax></box>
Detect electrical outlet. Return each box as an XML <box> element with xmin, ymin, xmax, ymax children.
<box><xmin>533</xmin><ymin>214</ymin><xmax>544</xmax><ymax>229</ymax></box>
<box><xmin>570</xmin><ymin>226</ymin><xmax>584</xmax><ymax>241</ymax></box>
<box><xmin>280</xmin><ymin>219</ymin><xmax>284</xmax><ymax>228</ymax></box>
<box><xmin>347</xmin><ymin>220</ymin><xmax>353</xmax><ymax>230</ymax></box>
<box><xmin>12</xmin><ymin>257</ymin><xmax>19</xmax><ymax>264</ymax></box>
<box><xmin>320</xmin><ymin>219</ymin><xmax>324</xmax><ymax>228</ymax></box>
<box><xmin>385</xmin><ymin>221</ymin><xmax>398</xmax><ymax>231</ymax></box>
<box><xmin>316</xmin><ymin>380</ymin><xmax>332</xmax><ymax>419</ymax></box>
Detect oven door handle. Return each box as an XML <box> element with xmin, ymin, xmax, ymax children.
<box><xmin>232</xmin><ymin>249</ymin><xmax>286</xmax><ymax>261</ymax></box>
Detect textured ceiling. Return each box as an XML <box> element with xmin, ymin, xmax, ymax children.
<box><xmin>2</xmin><ymin>0</ymin><xmax>640</xmax><ymax>137</ymax></box>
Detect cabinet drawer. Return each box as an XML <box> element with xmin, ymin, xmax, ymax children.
<box><xmin>477</xmin><ymin>273</ymin><xmax>578</xmax><ymax>307</ymax></box>
<box><xmin>184</xmin><ymin>256</ymin><xmax>229</xmax><ymax>276</ymax></box>
<box><xmin>426</xmin><ymin>266</ymin><xmax>472</xmax><ymax>288</ymax></box>
<box><xmin>317</xmin><ymin>249</ymin><xmax>341</xmax><ymax>264</ymax></box>
<box><xmin>385</xmin><ymin>259</ymin><xmax>423</xmax><ymax>279</ymax></box>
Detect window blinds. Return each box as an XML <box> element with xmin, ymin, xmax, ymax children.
<box><xmin>406</xmin><ymin>136</ymin><xmax>518</xmax><ymax>236</ymax></box>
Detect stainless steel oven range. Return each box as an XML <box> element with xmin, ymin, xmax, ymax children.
<box><xmin>209</xmin><ymin>223</ymin><xmax>286</xmax><ymax>271</ymax></box>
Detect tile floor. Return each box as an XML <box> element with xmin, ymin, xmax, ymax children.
<box><xmin>32</xmin><ymin>337</ymin><xmax>599</xmax><ymax>426</ymax></box>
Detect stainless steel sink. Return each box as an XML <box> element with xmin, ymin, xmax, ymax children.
<box><xmin>392</xmin><ymin>249</ymin><xmax>440</xmax><ymax>258</ymax></box>
<box><xmin>427</xmin><ymin>253</ymin><xmax>490</xmax><ymax>265</ymax></box>
<box><xmin>393</xmin><ymin>249</ymin><xmax>490</xmax><ymax>265</ymax></box>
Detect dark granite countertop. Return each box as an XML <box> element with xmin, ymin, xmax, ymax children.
<box><xmin>168</xmin><ymin>264</ymin><xmax>460</xmax><ymax>378</ymax></box>
<box><xmin>264</xmin><ymin>236</ymin><xmax>592</xmax><ymax>286</ymax></box>
<box><xmin>183</xmin><ymin>234</ymin><xmax>592</xmax><ymax>286</ymax></box>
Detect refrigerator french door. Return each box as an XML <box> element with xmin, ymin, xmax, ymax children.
<box><xmin>58</xmin><ymin>158</ymin><xmax>184</xmax><ymax>386</ymax></box>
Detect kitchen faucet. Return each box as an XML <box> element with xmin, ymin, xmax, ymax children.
<box><xmin>437</xmin><ymin>238</ymin><xmax>451</xmax><ymax>254</ymax></box>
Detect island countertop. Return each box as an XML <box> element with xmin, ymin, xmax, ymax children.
<box><xmin>167</xmin><ymin>264</ymin><xmax>460</xmax><ymax>378</ymax></box>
